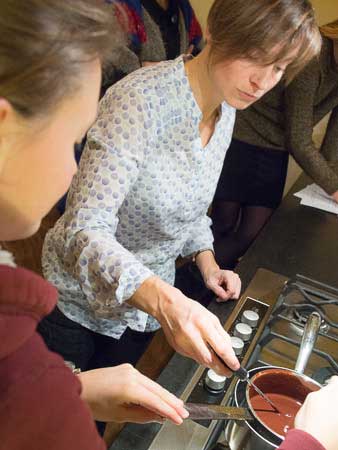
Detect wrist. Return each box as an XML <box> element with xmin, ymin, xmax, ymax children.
<box><xmin>202</xmin><ymin>264</ymin><xmax>219</xmax><ymax>283</ymax></box>
<box><xmin>128</xmin><ymin>275</ymin><xmax>176</xmax><ymax>321</ymax></box>
<box><xmin>77</xmin><ymin>370</ymin><xmax>102</xmax><ymax>420</ymax></box>
<box><xmin>195</xmin><ymin>249</ymin><xmax>219</xmax><ymax>281</ymax></box>
<box><xmin>193</xmin><ymin>248</ymin><xmax>215</xmax><ymax>263</ymax></box>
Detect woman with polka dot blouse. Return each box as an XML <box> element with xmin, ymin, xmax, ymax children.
<box><xmin>39</xmin><ymin>0</ymin><xmax>320</xmax><ymax>380</ymax></box>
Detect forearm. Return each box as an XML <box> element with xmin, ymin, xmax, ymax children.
<box><xmin>292</xmin><ymin>143</ymin><xmax>338</xmax><ymax>194</ymax></box>
<box><xmin>320</xmin><ymin>107</ymin><xmax>338</xmax><ymax>163</ymax></box>
<box><xmin>285</xmin><ymin>65</ymin><xmax>338</xmax><ymax>194</ymax></box>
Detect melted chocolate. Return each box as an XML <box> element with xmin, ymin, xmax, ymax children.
<box><xmin>250</xmin><ymin>393</ymin><xmax>302</xmax><ymax>437</ymax></box>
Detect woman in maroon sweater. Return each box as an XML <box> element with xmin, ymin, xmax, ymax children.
<box><xmin>0</xmin><ymin>1</ymin><xmax>188</xmax><ymax>449</ymax></box>
<box><xmin>0</xmin><ymin>1</ymin><xmax>336</xmax><ymax>449</ymax></box>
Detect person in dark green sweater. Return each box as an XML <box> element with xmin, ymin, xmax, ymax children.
<box><xmin>211</xmin><ymin>20</ymin><xmax>338</xmax><ymax>269</ymax></box>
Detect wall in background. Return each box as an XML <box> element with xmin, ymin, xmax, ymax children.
<box><xmin>191</xmin><ymin>0</ymin><xmax>338</xmax><ymax>28</ymax></box>
<box><xmin>312</xmin><ymin>0</ymin><xmax>338</xmax><ymax>25</ymax></box>
<box><xmin>190</xmin><ymin>2</ymin><xmax>209</xmax><ymax>30</ymax></box>
<box><xmin>190</xmin><ymin>0</ymin><xmax>338</xmax><ymax>195</ymax></box>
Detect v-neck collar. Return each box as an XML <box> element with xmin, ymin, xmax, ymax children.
<box><xmin>180</xmin><ymin>56</ymin><xmax>225</xmax><ymax>149</ymax></box>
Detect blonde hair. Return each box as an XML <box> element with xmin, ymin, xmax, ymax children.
<box><xmin>0</xmin><ymin>0</ymin><xmax>120</xmax><ymax>118</ymax></box>
<box><xmin>207</xmin><ymin>0</ymin><xmax>322</xmax><ymax>83</ymax></box>
<box><xmin>320</xmin><ymin>19</ymin><xmax>338</xmax><ymax>40</ymax></box>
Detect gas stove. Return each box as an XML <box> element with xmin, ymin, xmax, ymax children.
<box><xmin>147</xmin><ymin>268</ymin><xmax>338</xmax><ymax>450</ymax></box>
<box><xmin>258</xmin><ymin>273</ymin><xmax>338</xmax><ymax>383</ymax></box>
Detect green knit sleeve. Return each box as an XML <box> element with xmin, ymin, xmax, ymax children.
<box><xmin>320</xmin><ymin>106</ymin><xmax>338</xmax><ymax>176</ymax></box>
<box><xmin>285</xmin><ymin>60</ymin><xmax>338</xmax><ymax>195</ymax></box>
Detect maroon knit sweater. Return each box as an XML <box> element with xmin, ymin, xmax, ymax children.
<box><xmin>0</xmin><ymin>264</ymin><xmax>105</xmax><ymax>450</ymax></box>
<box><xmin>279</xmin><ymin>429</ymin><xmax>326</xmax><ymax>450</ymax></box>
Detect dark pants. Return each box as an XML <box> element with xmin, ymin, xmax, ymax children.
<box><xmin>38</xmin><ymin>262</ymin><xmax>210</xmax><ymax>370</ymax></box>
<box><xmin>38</xmin><ymin>307</ymin><xmax>155</xmax><ymax>371</ymax></box>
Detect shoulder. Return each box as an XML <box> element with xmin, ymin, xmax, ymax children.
<box><xmin>286</xmin><ymin>39</ymin><xmax>329</xmax><ymax>93</ymax></box>
<box><xmin>103</xmin><ymin>57</ymin><xmax>187</xmax><ymax>107</ymax></box>
<box><xmin>96</xmin><ymin>58</ymin><xmax>189</xmax><ymax>135</ymax></box>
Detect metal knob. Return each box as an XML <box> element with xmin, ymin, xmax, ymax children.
<box><xmin>231</xmin><ymin>336</ymin><xmax>245</xmax><ymax>356</ymax></box>
<box><xmin>205</xmin><ymin>369</ymin><xmax>227</xmax><ymax>391</ymax></box>
<box><xmin>241</xmin><ymin>310</ymin><xmax>259</xmax><ymax>328</ymax></box>
<box><xmin>234</xmin><ymin>323</ymin><xmax>252</xmax><ymax>342</ymax></box>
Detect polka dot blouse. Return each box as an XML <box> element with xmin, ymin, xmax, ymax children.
<box><xmin>42</xmin><ymin>56</ymin><xmax>235</xmax><ymax>338</ymax></box>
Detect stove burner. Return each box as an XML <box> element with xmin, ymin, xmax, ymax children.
<box><xmin>276</xmin><ymin>275</ymin><xmax>338</xmax><ymax>336</ymax></box>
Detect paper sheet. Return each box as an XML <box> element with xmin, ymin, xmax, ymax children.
<box><xmin>294</xmin><ymin>183</ymin><xmax>338</xmax><ymax>215</ymax></box>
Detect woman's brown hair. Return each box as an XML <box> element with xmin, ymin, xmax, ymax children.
<box><xmin>0</xmin><ymin>0</ymin><xmax>120</xmax><ymax>118</ymax></box>
<box><xmin>207</xmin><ymin>0</ymin><xmax>322</xmax><ymax>83</ymax></box>
<box><xmin>320</xmin><ymin>19</ymin><xmax>338</xmax><ymax>40</ymax></box>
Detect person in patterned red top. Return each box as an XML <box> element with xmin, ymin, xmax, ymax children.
<box><xmin>103</xmin><ymin>0</ymin><xmax>203</xmax><ymax>89</ymax></box>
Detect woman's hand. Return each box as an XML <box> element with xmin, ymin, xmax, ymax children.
<box><xmin>204</xmin><ymin>268</ymin><xmax>241</xmax><ymax>301</ymax></box>
<box><xmin>79</xmin><ymin>364</ymin><xmax>188</xmax><ymax>424</ymax></box>
<box><xmin>129</xmin><ymin>276</ymin><xmax>240</xmax><ymax>377</ymax></box>
<box><xmin>294</xmin><ymin>376</ymin><xmax>338</xmax><ymax>450</ymax></box>
<box><xmin>158</xmin><ymin>287</ymin><xmax>239</xmax><ymax>376</ymax></box>
<box><xmin>195</xmin><ymin>250</ymin><xmax>241</xmax><ymax>301</ymax></box>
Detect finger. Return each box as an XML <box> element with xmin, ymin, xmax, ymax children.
<box><xmin>119</xmin><ymin>404</ymin><xmax>167</xmax><ymax>424</ymax></box>
<box><xmin>234</xmin><ymin>276</ymin><xmax>241</xmax><ymax>299</ymax></box>
<box><xmin>223</xmin><ymin>272</ymin><xmax>241</xmax><ymax>299</ymax></box>
<box><xmin>210</xmin><ymin>281</ymin><xmax>231</xmax><ymax>301</ymax></box>
<box><xmin>207</xmin><ymin>350</ymin><xmax>233</xmax><ymax>377</ymax></box>
<box><xmin>137</xmin><ymin>373</ymin><xmax>188</xmax><ymax>419</ymax></box>
<box><xmin>222</xmin><ymin>272</ymin><xmax>241</xmax><ymax>299</ymax></box>
<box><xmin>187</xmin><ymin>44</ymin><xmax>194</xmax><ymax>54</ymax></box>
<box><xmin>214</xmin><ymin>273</ymin><xmax>237</xmax><ymax>300</ymax></box>
<box><xmin>207</xmin><ymin>323</ymin><xmax>239</xmax><ymax>371</ymax></box>
<box><xmin>233</xmin><ymin>274</ymin><xmax>241</xmax><ymax>299</ymax></box>
<box><xmin>128</xmin><ymin>382</ymin><xmax>185</xmax><ymax>425</ymax></box>
<box><xmin>179</xmin><ymin>325</ymin><xmax>233</xmax><ymax>376</ymax></box>
<box><xmin>184</xmin><ymin>332</ymin><xmax>217</xmax><ymax>367</ymax></box>
<box><xmin>209</xmin><ymin>273</ymin><xmax>235</xmax><ymax>300</ymax></box>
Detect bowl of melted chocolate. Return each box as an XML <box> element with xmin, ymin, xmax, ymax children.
<box><xmin>246</xmin><ymin>368</ymin><xmax>321</xmax><ymax>440</ymax></box>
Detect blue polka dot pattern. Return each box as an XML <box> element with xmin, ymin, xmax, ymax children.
<box><xmin>42</xmin><ymin>56</ymin><xmax>235</xmax><ymax>339</ymax></box>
